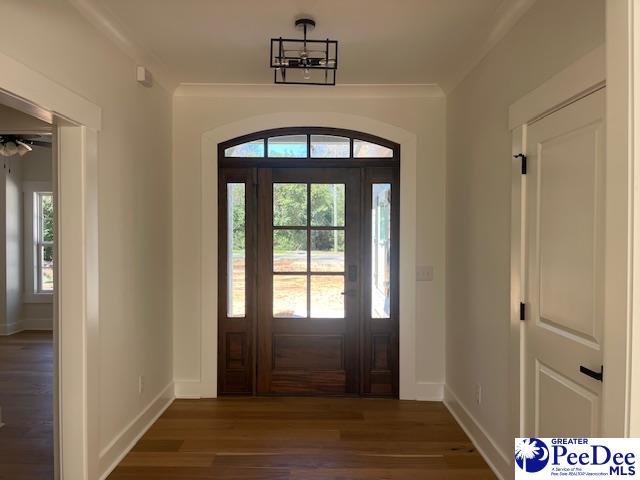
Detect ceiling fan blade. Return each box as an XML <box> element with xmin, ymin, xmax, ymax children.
<box><xmin>28</xmin><ymin>140</ymin><xmax>52</xmax><ymax>148</ymax></box>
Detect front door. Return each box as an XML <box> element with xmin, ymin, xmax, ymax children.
<box><xmin>217</xmin><ymin>128</ymin><xmax>399</xmax><ymax>397</ymax></box>
<box><xmin>524</xmin><ymin>89</ymin><xmax>605</xmax><ymax>436</ymax></box>
<box><xmin>257</xmin><ymin>168</ymin><xmax>360</xmax><ymax>394</ymax></box>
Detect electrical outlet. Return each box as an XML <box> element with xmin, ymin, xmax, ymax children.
<box><xmin>475</xmin><ymin>384</ymin><xmax>482</xmax><ymax>405</ymax></box>
<box><xmin>138</xmin><ymin>375</ymin><xmax>145</xmax><ymax>395</ymax></box>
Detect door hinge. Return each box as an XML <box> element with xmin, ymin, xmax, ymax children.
<box><xmin>519</xmin><ymin>302</ymin><xmax>526</xmax><ymax>321</ymax></box>
<box><xmin>514</xmin><ymin>153</ymin><xmax>527</xmax><ymax>175</ymax></box>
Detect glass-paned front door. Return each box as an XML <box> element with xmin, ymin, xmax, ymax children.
<box><xmin>217</xmin><ymin>128</ymin><xmax>399</xmax><ymax>397</ymax></box>
<box><xmin>257</xmin><ymin>168</ymin><xmax>360</xmax><ymax>394</ymax></box>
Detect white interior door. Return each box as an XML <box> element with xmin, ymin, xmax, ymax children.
<box><xmin>524</xmin><ymin>88</ymin><xmax>606</xmax><ymax>436</ymax></box>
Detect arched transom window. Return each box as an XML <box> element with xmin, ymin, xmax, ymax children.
<box><xmin>220</xmin><ymin>128</ymin><xmax>397</xmax><ymax>160</ymax></box>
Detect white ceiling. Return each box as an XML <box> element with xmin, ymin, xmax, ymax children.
<box><xmin>77</xmin><ymin>0</ymin><xmax>536</xmax><ymax>91</ymax></box>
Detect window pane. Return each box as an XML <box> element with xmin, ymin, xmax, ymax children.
<box><xmin>311</xmin><ymin>230</ymin><xmax>344</xmax><ymax>272</ymax></box>
<box><xmin>268</xmin><ymin>135</ymin><xmax>307</xmax><ymax>157</ymax></box>
<box><xmin>273</xmin><ymin>230</ymin><xmax>307</xmax><ymax>272</ymax></box>
<box><xmin>227</xmin><ymin>183</ymin><xmax>245</xmax><ymax>317</ymax></box>
<box><xmin>273</xmin><ymin>183</ymin><xmax>307</xmax><ymax>226</ymax></box>
<box><xmin>371</xmin><ymin>184</ymin><xmax>391</xmax><ymax>318</ymax></box>
<box><xmin>273</xmin><ymin>275</ymin><xmax>307</xmax><ymax>317</ymax></box>
<box><xmin>353</xmin><ymin>140</ymin><xmax>393</xmax><ymax>158</ymax></box>
<box><xmin>40</xmin><ymin>245</ymin><xmax>54</xmax><ymax>292</ymax></box>
<box><xmin>224</xmin><ymin>140</ymin><xmax>264</xmax><ymax>157</ymax></box>
<box><xmin>310</xmin><ymin>135</ymin><xmax>349</xmax><ymax>158</ymax></box>
<box><xmin>39</xmin><ymin>194</ymin><xmax>54</xmax><ymax>242</ymax></box>
<box><xmin>310</xmin><ymin>275</ymin><xmax>344</xmax><ymax>318</ymax></box>
<box><xmin>311</xmin><ymin>184</ymin><xmax>344</xmax><ymax>226</ymax></box>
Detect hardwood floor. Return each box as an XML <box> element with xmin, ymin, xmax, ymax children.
<box><xmin>108</xmin><ymin>397</ymin><xmax>496</xmax><ymax>479</ymax></box>
<box><xmin>0</xmin><ymin>331</ymin><xmax>496</xmax><ymax>479</ymax></box>
<box><xmin>0</xmin><ymin>331</ymin><xmax>54</xmax><ymax>480</ymax></box>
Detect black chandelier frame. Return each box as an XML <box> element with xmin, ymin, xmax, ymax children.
<box><xmin>270</xmin><ymin>18</ymin><xmax>338</xmax><ymax>86</ymax></box>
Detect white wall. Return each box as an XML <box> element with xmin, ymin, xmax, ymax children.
<box><xmin>173</xmin><ymin>87</ymin><xmax>446</xmax><ymax>397</ymax></box>
<box><xmin>446</xmin><ymin>0</ymin><xmax>605</xmax><ymax>465</ymax></box>
<box><xmin>23</xmin><ymin>146</ymin><xmax>52</xmax><ymax>183</ymax></box>
<box><xmin>0</xmin><ymin>155</ymin><xmax>23</xmax><ymax>335</ymax></box>
<box><xmin>0</xmin><ymin>1</ymin><xmax>173</xmax><ymax>474</ymax></box>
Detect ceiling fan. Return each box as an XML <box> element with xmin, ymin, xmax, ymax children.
<box><xmin>0</xmin><ymin>134</ymin><xmax>51</xmax><ymax>157</ymax></box>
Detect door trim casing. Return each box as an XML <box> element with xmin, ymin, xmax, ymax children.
<box><xmin>194</xmin><ymin>112</ymin><xmax>420</xmax><ymax>400</ymax></box>
<box><xmin>0</xmin><ymin>50</ymin><xmax>101</xmax><ymax>479</ymax></box>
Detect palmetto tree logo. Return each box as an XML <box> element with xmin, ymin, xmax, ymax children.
<box><xmin>515</xmin><ymin>438</ymin><xmax>550</xmax><ymax>473</ymax></box>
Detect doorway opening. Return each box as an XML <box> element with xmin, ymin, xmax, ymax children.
<box><xmin>0</xmin><ymin>103</ymin><xmax>55</xmax><ymax>477</ymax></box>
<box><xmin>217</xmin><ymin>128</ymin><xmax>400</xmax><ymax>397</ymax></box>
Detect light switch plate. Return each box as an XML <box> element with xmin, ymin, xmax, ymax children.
<box><xmin>416</xmin><ymin>265</ymin><xmax>434</xmax><ymax>282</ymax></box>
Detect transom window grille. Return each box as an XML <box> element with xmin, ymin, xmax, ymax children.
<box><xmin>223</xmin><ymin>130</ymin><xmax>394</xmax><ymax>159</ymax></box>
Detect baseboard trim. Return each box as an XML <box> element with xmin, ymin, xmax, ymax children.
<box><xmin>175</xmin><ymin>380</ymin><xmax>438</xmax><ymax>400</ymax></box>
<box><xmin>444</xmin><ymin>385</ymin><xmax>511</xmax><ymax>480</ymax></box>
<box><xmin>98</xmin><ymin>381</ymin><xmax>174</xmax><ymax>479</ymax></box>
<box><xmin>0</xmin><ymin>321</ymin><xmax>23</xmax><ymax>336</ymax></box>
<box><xmin>415</xmin><ymin>381</ymin><xmax>444</xmax><ymax>401</ymax></box>
<box><xmin>21</xmin><ymin>318</ymin><xmax>53</xmax><ymax>331</ymax></box>
<box><xmin>174</xmin><ymin>380</ymin><xmax>205</xmax><ymax>399</ymax></box>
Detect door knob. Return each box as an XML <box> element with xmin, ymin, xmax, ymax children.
<box><xmin>579</xmin><ymin>365</ymin><xmax>603</xmax><ymax>382</ymax></box>
<box><xmin>341</xmin><ymin>289</ymin><xmax>356</xmax><ymax>297</ymax></box>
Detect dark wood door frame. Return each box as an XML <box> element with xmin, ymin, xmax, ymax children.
<box><xmin>217</xmin><ymin>128</ymin><xmax>400</xmax><ymax>397</ymax></box>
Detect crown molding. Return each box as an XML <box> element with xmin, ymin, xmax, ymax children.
<box><xmin>444</xmin><ymin>0</ymin><xmax>539</xmax><ymax>93</ymax></box>
<box><xmin>174</xmin><ymin>83</ymin><xmax>444</xmax><ymax>98</ymax></box>
<box><xmin>66</xmin><ymin>0</ymin><xmax>179</xmax><ymax>93</ymax></box>
<box><xmin>67</xmin><ymin>0</ymin><xmax>535</xmax><ymax>96</ymax></box>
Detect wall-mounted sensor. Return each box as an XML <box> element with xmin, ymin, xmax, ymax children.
<box><xmin>136</xmin><ymin>66</ymin><xmax>153</xmax><ymax>87</ymax></box>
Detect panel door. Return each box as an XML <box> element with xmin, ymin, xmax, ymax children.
<box><xmin>257</xmin><ymin>168</ymin><xmax>361</xmax><ymax>394</ymax></box>
<box><xmin>524</xmin><ymin>89</ymin><xmax>605</xmax><ymax>436</ymax></box>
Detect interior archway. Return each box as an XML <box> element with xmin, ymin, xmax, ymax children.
<box><xmin>196</xmin><ymin>112</ymin><xmax>421</xmax><ymax>400</ymax></box>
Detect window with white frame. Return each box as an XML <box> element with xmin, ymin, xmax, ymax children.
<box><xmin>35</xmin><ymin>192</ymin><xmax>54</xmax><ymax>292</ymax></box>
<box><xmin>23</xmin><ymin>182</ymin><xmax>54</xmax><ymax>301</ymax></box>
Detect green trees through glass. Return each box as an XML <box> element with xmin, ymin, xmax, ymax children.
<box><xmin>273</xmin><ymin>183</ymin><xmax>345</xmax><ymax>253</ymax></box>
<box><xmin>41</xmin><ymin>194</ymin><xmax>54</xmax><ymax>261</ymax></box>
<box><xmin>227</xmin><ymin>184</ymin><xmax>246</xmax><ymax>317</ymax></box>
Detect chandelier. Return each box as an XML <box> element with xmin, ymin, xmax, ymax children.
<box><xmin>270</xmin><ymin>18</ymin><xmax>338</xmax><ymax>86</ymax></box>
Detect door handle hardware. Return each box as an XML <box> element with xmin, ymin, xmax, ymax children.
<box><xmin>579</xmin><ymin>365</ymin><xmax>603</xmax><ymax>382</ymax></box>
<box><xmin>341</xmin><ymin>289</ymin><xmax>356</xmax><ymax>297</ymax></box>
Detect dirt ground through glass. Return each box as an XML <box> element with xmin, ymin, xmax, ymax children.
<box><xmin>232</xmin><ymin>253</ymin><xmax>345</xmax><ymax>318</ymax></box>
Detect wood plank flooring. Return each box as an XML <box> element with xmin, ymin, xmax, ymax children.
<box><xmin>0</xmin><ymin>331</ymin><xmax>54</xmax><ymax>480</ymax></box>
<box><xmin>0</xmin><ymin>331</ymin><xmax>496</xmax><ymax>479</ymax></box>
<box><xmin>108</xmin><ymin>397</ymin><xmax>496</xmax><ymax>479</ymax></box>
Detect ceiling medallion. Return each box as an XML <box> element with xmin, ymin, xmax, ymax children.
<box><xmin>270</xmin><ymin>18</ymin><xmax>338</xmax><ymax>86</ymax></box>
